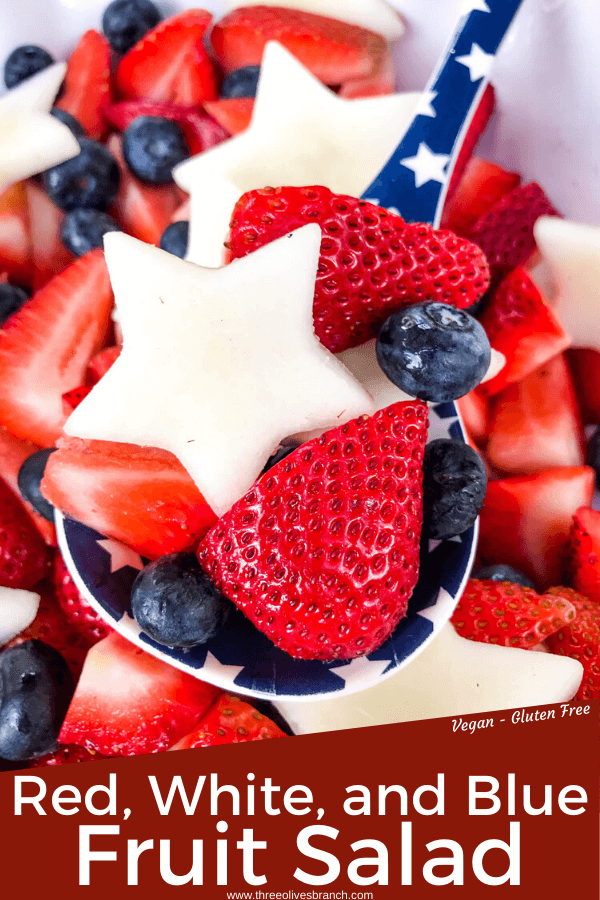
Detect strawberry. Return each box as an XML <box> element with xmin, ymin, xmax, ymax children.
<box><xmin>477</xmin><ymin>266</ymin><xmax>571</xmax><ymax>397</ymax></box>
<box><xmin>0</xmin><ymin>476</ymin><xmax>49</xmax><ymax>589</ymax></box>
<box><xmin>171</xmin><ymin>694</ymin><xmax>286</xmax><ymax>749</ymax></box>
<box><xmin>56</xmin><ymin>30</ymin><xmax>113</xmax><ymax>140</ymax></box>
<box><xmin>115</xmin><ymin>10</ymin><xmax>218</xmax><ymax>106</ymax></box>
<box><xmin>456</xmin><ymin>390</ymin><xmax>489</xmax><ymax>448</ymax></box>
<box><xmin>211</xmin><ymin>6</ymin><xmax>387</xmax><ymax>85</ymax></box>
<box><xmin>478</xmin><ymin>467</ymin><xmax>595</xmax><ymax>589</ymax></box>
<box><xmin>62</xmin><ymin>385</ymin><xmax>93</xmax><ymax>415</ymax></box>
<box><xmin>86</xmin><ymin>345</ymin><xmax>121</xmax><ymax>383</ymax></box>
<box><xmin>203</xmin><ymin>98</ymin><xmax>254</xmax><ymax>135</ymax></box>
<box><xmin>41</xmin><ymin>435</ymin><xmax>217</xmax><ymax>559</ymax></box>
<box><xmin>566</xmin><ymin>348</ymin><xmax>600</xmax><ymax>425</ymax></box>
<box><xmin>28</xmin><ymin>744</ymin><xmax>107</xmax><ymax>767</ymax></box>
<box><xmin>0</xmin><ymin>182</ymin><xmax>32</xmax><ymax>286</ymax></box>
<box><xmin>468</xmin><ymin>181</ymin><xmax>560</xmax><ymax>275</ymax></box>
<box><xmin>25</xmin><ymin>182</ymin><xmax>73</xmax><ymax>290</ymax></box>
<box><xmin>451</xmin><ymin>578</ymin><xmax>577</xmax><ymax>648</ymax></box>
<box><xmin>228</xmin><ymin>186</ymin><xmax>490</xmax><ymax>354</ymax></box>
<box><xmin>486</xmin><ymin>354</ymin><xmax>584</xmax><ymax>476</ymax></box>
<box><xmin>445</xmin><ymin>85</ymin><xmax>496</xmax><ymax>206</ymax></box>
<box><xmin>338</xmin><ymin>44</ymin><xmax>395</xmax><ymax>98</ymax></box>
<box><xmin>441</xmin><ymin>157</ymin><xmax>521</xmax><ymax>237</ymax></box>
<box><xmin>54</xmin><ymin>552</ymin><xmax>112</xmax><ymax>644</ymax></box>
<box><xmin>0</xmin><ymin>249</ymin><xmax>113</xmax><ymax>446</ymax></box>
<box><xmin>107</xmin><ymin>134</ymin><xmax>184</xmax><ymax>246</ymax></box>
<box><xmin>566</xmin><ymin>507</ymin><xmax>600</xmax><ymax>603</ymax></box>
<box><xmin>103</xmin><ymin>100</ymin><xmax>229</xmax><ymax>156</ymax></box>
<box><xmin>546</xmin><ymin>586</ymin><xmax>600</xmax><ymax>701</ymax></box>
<box><xmin>0</xmin><ymin>426</ymin><xmax>56</xmax><ymax>545</ymax></box>
<box><xmin>199</xmin><ymin>400</ymin><xmax>428</xmax><ymax>661</ymax></box>
<box><xmin>58</xmin><ymin>631</ymin><xmax>221</xmax><ymax>756</ymax></box>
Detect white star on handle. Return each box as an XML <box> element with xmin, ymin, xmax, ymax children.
<box><xmin>221</xmin><ymin>0</ymin><xmax>405</xmax><ymax>40</ymax></box>
<box><xmin>203</xmin><ymin>651</ymin><xmax>245</xmax><ymax>682</ymax></box>
<box><xmin>413</xmin><ymin>90</ymin><xmax>437</xmax><ymax>118</ymax></box>
<box><xmin>274</xmin><ymin>624</ymin><xmax>584</xmax><ymax>734</ymax></box>
<box><xmin>329</xmin><ymin>656</ymin><xmax>392</xmax><ymax>685</ymax></box>
<box><xmin>174</xmin><ymin>42</ymin><xmax>422</xmax><ymax>267</ymax></box>
<box><xmin>97</xmin><ymin>539</ymin><xmax>144</xmax><ymax>574</ymax></box>
<box><xmin>401</xmin><ymin>142</ymin><xmax>450</xmax><ymax>188</ymax></box>
<box><xmin>456</xmin><ymin>43</ymin><xmax>495</xmax><ymax>81</ymax></box>
<box><xmin>460</xmin><ymin>0</ymin><xmax>491</xmax><ymax>14</ymax></box>
<box><xmin>64</xmin><ymin>227</ymin><xmax>374</xmax><ymax>517</ymax></box>
<box><xmin>0</xmin><ymin>63</ymin><xmax>80</xmax><ymax>195</ymax></box>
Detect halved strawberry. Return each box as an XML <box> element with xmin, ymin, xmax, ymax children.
<box><xmin>56</xmin><ymin>30</ymin><xmax>113</xmax><ymax>140</ymax></box>
<box><xmin>25</xmin><ymin>182</ymin><xmax>73</xmax><ymax>290</ymax></box>
<box><xmin>456</xmin><ymin>390</ymin><xmax>489</xmax><ymax>448</ymax></box>
<box><xmin>451</xmin><ymin>578</ymin><xmax>577</xmax><ymax>648</ymax></box>
<box><xmin>86</xmin><ymin>345</ymin><xmax>121</xmax><ymax>384</ymax></box>
<box><xmin>546</xmin><ymin>586</ymin><xmax>600</xmax><ymax>701</ymax></box>
<box><xmin>0</xmin><ymin>476</ymin><xmax>50</xmax><ymax>589</ymax></box>
<box><xmin>228</xmin><ymin>185</ymin><xmax>490</xmax><ymax>353</ymax></box>
<box><xmin>441</xmin><ymin>156</ymin><xmax>521</xmax><ymax>236</ymax></box>
<box><xmin>486</xmin><ymin>354</ymin><xmax>584</xmax><ymax>476</ymax></box>
<box><xmin>58</xmin><ymin>631</ymin><xmax>221</xmax><ymax>756</ymax></box>
<box><xmin>478</xmin><ymin>467</ymin><xmax>595</xmax><ymax>589</ymax></box>
<box><xmin>41</xmin><ymin>436</ymin><xmax>217</xmax><ymax>559</ymax></box>
<box><xmin>103</xmin><ymin>100</ymin><xmax>229</xmax><ymax>156</ymax></box>
<box><xmin>107</xmin><ymin>134</ymin><xmax>184</xmax><ymax>245</ymax></box>
<box><xmin>211</xmin><ymin>6</ymin><xmax>386</xmax><ymax>84</ymax></box>
<box><xmin>0</xmin><ymin>250</ymin><xmax>113</xmax><ymax>446</ymax></box>
<box><xmin>54</xmin><ymin>552</ymin><xmax>112</xmax><ymax>644</ymax></box>
<box><xmin>566</xmin><ymin>507</ymin><xmax>600</xmax><ymax>603</ymax></box>
<box><xmin>171</xmin><ymin>694</ymin><xmax>286</xmax><ymax>749</ymax></box>
<box><xmin>0</xmin><ymin>182</ymin><xmax>32</xmax><ymax>287</ymax></box>
<box><xmin>566</xmin><ymin>348</ymin><xmax>600</xmax><ymax>425</ymax></box>
<box><xmin>203</xmin><ymin>98</ymin><xmax>254</xmax><ymax>135</ymax></box>
<box><xmin>338</xmin><ymin>44</ymin><xmax>395</xmax><ymax>98</ymax></box>
<box><xmin>477</xmin><ymin>266</ymin><xmax>571</xmax><ymax>396</ymax></box>
<box><xmin>0</xmin><ymin>426</ymin><xmax>55</xmax><ymax>545</ymax></box>
<box><xmin>28</xmin><ymin>744</ymin><xmax>107</xmax><ymax>767</ymax></box>
<box><xmin>115</xmin><ymin>10</ymin><xmax>218</xmax><ymax>105</ymax></box>
<box><xmin>445</xmin><ymin>85</ymin><xmax>496</xmax><ymax>206</ymax></box>
<box><xmin>62</xmin><ymin>385</ymin><xmax>93</xmax><ymax>416</ymax></box>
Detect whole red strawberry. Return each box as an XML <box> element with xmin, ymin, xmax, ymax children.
<box><xmin>0</xmin><ymin>477</ymin><xmax>49</xmax><ymax>589</ymax></box>
<box><xmin>54</xmin><ymin>552</ymin><xmax>112</xmax><ymax>644</ymax></box>
<box><xmin>228</xmin><ymin>186</ymin><xmax>490</xmax><ymax>354</ymax></box>
<box><xmin>171</xmin><ymin>695</ymin><xmax>286</xmax><ymax>750</ymax></box>
<box><xmin>451</xmin><ymin>578</ymin><xmax>577</xmax><ymax>648</ymax></box>
<box><xmin>546</xmin><ymin>586</ymin><xmax>600</xmax><ymax>701</ymax></box>
<box><xmin>199</xmin><ymin>400</ymin><xmax>428</xmax><ymax>661</ymax></box>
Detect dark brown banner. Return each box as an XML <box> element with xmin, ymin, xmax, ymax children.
<box><xmin>1</xmin><ymin>701</ymin><xmax>597</xmax><ymax>897</ymax></box>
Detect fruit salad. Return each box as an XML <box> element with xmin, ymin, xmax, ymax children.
<box><xmin>0</xmin><ymin>0</ymin><xmax>598</xmax><ymax>766</ymax></box>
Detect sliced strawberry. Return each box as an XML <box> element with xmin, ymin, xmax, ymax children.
<box><xmin>56</xmin><ymin>30</ymin><xmax>113</xmax><ymax>140</ymax></box>
<box><xmin>445</xmin><ymin>85</ymin><xmax>496</xmax><ymax>205</ymax></box>
<box><xmin>228</xmin><ymin>186</ymin><xmax>490</xmax><ymax>353</ymax></box>
<box><xmin>211</xmin><ymin>6</ymin><xmax>386</xmax><ymax>84</ymax></box>
<box><xmin>203</xmin><ymin>97</ymin><xmax>254</xmax><ymax>135</ymax></box>
<box><xmin>41</xmin><ymin>436</ymin><xmax>217</xmax><ymax>560</ymax></box>
<box><xmin>566</xmin><ymin>348</ymin><xmax>600</xmax><ymax>425</ymax></box>
<box><xmin>338</xmin><ymin>44</ymin><xmax>395</xmax><ymax>98</ymax></box>
<box><xmin>115</xmin><ymin>10</ymin><xmax>218</xmax><ymax>105</ymax></box>
<box><xmin>107</xmin><ymin>134</ymin><xmax>183</xmax><ymax>246</ymax></box>
<box><xmin>0</xmin><ymin>476</ymin><xmax>49</xmax><ymax>589</ymax></box>
<box><xmin>58</xmin><ymin>631</ymin><xmax>221</xmax><ymax>756</ymax></box>
<box><xmin>456</xmin><ymin>390</ymin><xmax>489</xmax><ymax>448</ymax></box>
<box><xmin>25</xmin><ymin>182</ymin><xmax>73</xmax><ymax>290</ymax></box>
<box><xmin>54</xmin><ymin>552</ymin><xmax>112</xmax><ymax>644</ymax></box>
<box><xmin>546</xmin><ymin>586</ymin><xmax>600</xmax><ymax>702</ymax></box>
<box><xmin>199</xmin><ymin>401</ymin><xmax>428</xmax><ymax>661</ymax></box>
<box><xmin>171</xmin><ymin>694</ymin><xmax>286</xmax><ymax>749</ymax></box>
<box><xmin>477</xmin><ymin>266</ymin><xmax>571</xmax><ymax>396</ymax></box>
<box><xmin>0</xmin><ymin>426</ymin><xmax>55</xmax><ymax>545</ymax></box>
<box><xmin>62</xmin><ymin>385</ymin><xmax>93</xmax><ymax>415</ymax></box>
<box><xmin>0</xmin><ymin>249</ymin><xmax>113</xmax><ymax>446</ymax></box>
<box><xmin>486</xmin><ymin>354</ymin><xmax>584</xmax><ymax>476</ymax></box>
<box><xmin>29</xmin><ymin>744</ymin><xmax>107</xmax><ymax>767</ymax></box>
<box><xmin>468</xmin><ymin>181</ymin><xmax>560</xmax><ymax>275</ymax></box>
<box><xmin>171</xmin><ymin>197</ymin><xmax>191</xmax><ymax>223</ymax></box>
<box><xmin>451</xmin><ymin>578</ymin><xmax>577</xmax><ymax>648</ymax></box>
<box><xmin>86</xmin><ymin>345</ymin><xmax>121</xmax><ymax>384</ymax></box>
<box><xmin>103</xmin><ymin>100</ymin><xmax>229</xmax><ymax>156</ymax></box>
<box><xmin>0</xmin><ymin>182</ymin><xmax>32</xmax><ymax>286</ymax></box>
<box><xmin>478</xmin><ymin>467</ymin><xmax>595</xmax><ymax>589</ymax></box>
<box><xmin>441</xmin><ymin>157</ymin><xmax>521</xmax><ymax>236</ymax></box>
<box><xmin>566</xmin><ymin>507</ymin><xmax>600</xmax><ymax>604</ymax></box>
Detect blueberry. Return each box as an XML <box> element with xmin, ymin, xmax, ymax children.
<box><xmin>0</xmin><ymin>283</ymin><xmax>29</xmax><ymax>326</ymax></box>
<box><xmin>261</xmin><ymin>444</ymin><xmax>296</xmax><ymax>475</ymax></box>
<box><xmin>123</xmin><ymin>117</ymin><xmax>190</xmax><ymax>185</ymax></box>
<box><xmin>102</xmin><ymin>0</ymin><xmax>161</xmax><ymax>55</ymax></box>
<box><xmin>131</xmin><ymin>552</ymin><xmax>232</xmax><ymax>649</ymax></box>
<box><xmin>587</xmin><ymin>425</ymin><xmax>600</xmax><ymax>486</ymax></box>
<box><xmin>472</xmin><ymin>564</ymin><xmax>536</xmax><ymax>590</ymax></box>
<box><xmin>376</xmin><ymin>302</ymin><xmax>491</xmax><ymax>402</ymax></box>
<box><xmin>17</xmin><ymin>449</ymin><xmax>57</xmax><ymax>522</ymax></box>
<box><xmin>50</xmin><ymin>107</ymin><xmax>86</xmax><ymax>138</ymax></box>
<box><xmin>423</xmin><ymin>438</ymin><xmax>488</xmax><ymax>540</ymax></box>
<box><xmin>159</xmin><ymin>221</ymin><xmax>189</xmax><ymax>259</ymax></box>
<box><xmin>61</xmin><ymin>208</ymin><xmax>122</xmax><ymax>257</ymax></box>
<box><xmin>43</xmin><ymin>138</ymin><xmax>120</xmax><ymax>212</ymax></box>
<box><xmin>0</xmin><ymin>640</ymin><xmax>74</xmax><ymax>761</ymax></box>
<box><xmin>4</xmin><ymin>45</ymin><xmax>55</xmax><ymax>89</ymax></box>
<box><xmin>220</xmin><ymin>65</ymin><xmax>261</xmax><ymax>99</ymax></box>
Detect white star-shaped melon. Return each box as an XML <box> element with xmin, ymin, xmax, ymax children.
<box><xmin>534</xmin><ymin>216</ymin><xmax>600</xmax><ymax>350</ymax></box>
<box><xmin>0</xmin><ymin>586</ymin><xmax>40</xmax><ymax>645</ymax></box>
<box><xmin>455</xmin><ymin>43</ymin><xmax>495</xmax><ymax>82</ymax></box>
<box><xmin>401</xmin><ymin>142</ymin><xmax>450</xmax><ymax>188</ymax></box>
<box><xmin>174</xmin><ymin>42</ymin><xmax>422</xmax><ymax>267</ymax></box>
<box><xmin>0</xmin><ymin>63</ymin><xmax>80</xmax><ymax>195</ymax></box>
<box><xmin>97</xmin><ymin>539</ymin><xmax>144</xmax><ymax>574</ymax></box>
<box><xmin>275</xmin><ymin>624</ymin><xmax>584</xmax><ymax>734</ymax></box>
<box><xmin>64</xmin><ymin>227</ymin><xmax>374</xmax><ymax>516</ymax></box>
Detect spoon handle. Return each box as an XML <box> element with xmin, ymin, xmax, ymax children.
<box><xmin>362</xmin><ymin>0</ymin><xmax>525</xmax><ymax>227</ymax></box>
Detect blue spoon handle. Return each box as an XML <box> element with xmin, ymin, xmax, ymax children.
<box><xmin>362</xmin><ymin>0</ymin><xmax>525</xmax><ymax>227</ymax></box>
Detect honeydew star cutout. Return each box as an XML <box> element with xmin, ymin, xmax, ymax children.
<box><xmin>0</xmin><ymin>63</ymin><xmax>80</xmax><ymax>194</ymax></box>
<box><xmin>174</xmin><ymin>42</ymin><xmax>423</xmax><ymax>268</ymax></box>
<box><xmin>64</xmin><ymin>227</ymin><xmax>374</xmax><ymax>517</ymax></box>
